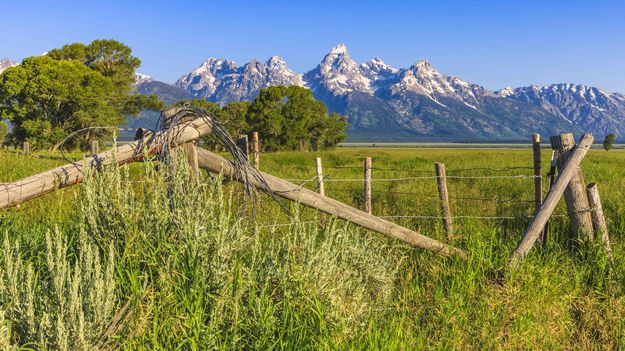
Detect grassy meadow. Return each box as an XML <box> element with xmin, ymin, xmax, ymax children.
<box><xmin>1</xmin><ymin>146</ymin><xmax>625</xmax><ymax>350</ymax></box>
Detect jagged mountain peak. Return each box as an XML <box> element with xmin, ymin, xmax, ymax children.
<box><xmin>414</xmin><ymin>59</ymin><xmax>433</xmax><ymax>68</ymax></box>
<box><xmin>497</xmin><ymin>86</ymin><xmax>515</xmax><ymax>97</ymax></box>
<box><xmin>304</xmin><ymin>44</ymin><xmax>372</xmax><ymax>95</ymax></box>
<box><xmin>267</xmin><ymin>55</ymin><xmax>287</xmax><ymax>67</ymax></box>
<box><xmin>409</xmin><ymin>59</ymin><xmax>442</xmax><ymax>77</ymax></box>
<box><xmin>0</xmin><ymin>58</ymin><xmax>18</xmax><ymax>73</ymax></box>
<box><xmin>196</xmin><ymin>58</ymin><xmax>238</xmax><ymax>72</ymax></box>
<box><xmin>329</xmin><ymin>43</ymin><xmax>348</xmax><ymax>55</ymax></box>
<box><xmin>361</xmin><ymin>57</ymin><xmax>398</xmax><ymax>73</ymax></box>
<box><xmin>135</xmin><ymin>72</ymin><xmax>153</xmax><ymax>84</ymax></box>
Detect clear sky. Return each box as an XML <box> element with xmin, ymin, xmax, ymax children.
<box><xmin>2</xmin><ymin>0</ymin><xmax>624</xmax><ymax>92</ymax></box>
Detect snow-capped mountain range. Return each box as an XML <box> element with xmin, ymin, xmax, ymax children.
<box><xmin>4</xmin><ymin>47</ymin><xmax>624</xmax><ymax>141</ymax></box>
<box><xmin>176</xmin><ymin>56</ymin><xmax>303</xmax><ymax>102</ymax></box>
<box><xmin>168</xmin><ymin>44</ymin><xmax>625</xmax><ymax>140</ymax></box>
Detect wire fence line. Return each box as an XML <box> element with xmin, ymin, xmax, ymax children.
<box><xmin>285</xmin><ymin>175</ymin><xmax>541</xmax><ymax>183</ymax></box>
<box><xmin>300</xmin><ymin>164</ymin><xmax>534</xmax><ymax>173</ymax></box>
<box><xmin>257</xmin><ymin>158</ymin><xmax>566</xmax><ymax>229</ymax></box>
<box><xmin>251</xmin><ymin>212</ymin><xmax>574</xmax><ymax>230</ymax></box>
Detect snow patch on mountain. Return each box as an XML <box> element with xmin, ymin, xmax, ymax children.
<box><xmin>176</xmin><ymin>56</ymin><xmax>302</xmax><ymax>102</ymax></box>
<box><xmin>135</xmin><ymin>72</ymin><xmax>153</xmax><ymax>84</ymax></box>
<box><xmin>303</xmin><ymin>43</ymin><xmax>373</xmax><ymax>96</ymax></box>
<box><xmin>0</xmin><ymin>58</ymin><xmax>18</xmax><ymax>74</ymax></box>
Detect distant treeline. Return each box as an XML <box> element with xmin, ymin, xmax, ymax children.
<box><xmin>176</xmin><ymin>86</ymin><xmax>347</xmax><ymax>151</ymax></box>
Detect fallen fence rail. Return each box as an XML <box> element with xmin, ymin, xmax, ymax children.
<box><xmin>195</xmin><ymin>147</ymin><xmax>466</xmax><ymax>258</ymax></box>
<box><xmin>0</xmin><ymin>117</ymin><xmax>213</xmax><ymax>209</ymax></box>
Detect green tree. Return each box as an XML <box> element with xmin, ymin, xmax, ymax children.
<box><xmin>246</xmin><ymin>86</ymin><xmax>347</xmax><ymax>151</ymax></box>
<box><xmin>0</xmin><ymin>40</ymin><xmax>162</xmax><ymax>149</ymax></box>
<box><xmin>603</xmin><ymin>133</ymin><xmax>616</xmax><ymax>151</ymax></box>
<box><xmin>48</xmin><ymin>39</ymin><xmax>141</xmax><ymax>89</ymax></box>
<box><xmin>174</xmin><ymin>86</ymin><xmax>346</xmax><ymax>151</ymax></box>
<box><xmin>311</xmin><ymin>112</ymin><xmax>348</xmax><ymax>150</ymax></box>
<box><xmin>221</xmin><ymin>101</ymin><xmax>250</xmax><ymax>137</ymax></box>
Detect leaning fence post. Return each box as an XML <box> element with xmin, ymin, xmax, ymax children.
<box><xmin>586</xmin><ymin>183</ymin><xmax>612</xmax><ymax>258</ymax></box>
<box><xmin>237</xmin><ymin>134</ymin><xmax>249</xmax><ymax>160</ymax></box>
<box><xmin>315</xmin><ymin>157</ymin><xmax>325</xmax><ymax>196</ymax></box>
<box><xmin>364</xmin><ymin>157</ymin><xmax>372</xmax><ymax>214</ymax></box>
<box><xmin>252</xmin><ymin>132</ymin><xmax>260</xmax><ymax>170</ymax></box>
<box><xmin>541</xmin><ymin>150</ymin><xmax>558</xmax><ymax>247</ymax></box>
<box><xmin>510</xmin><ymin>134</ymin><xmax>594</xmax><ymax>268</ymax></box>
<box><xmin>532</xmin><ymin>133</ymin><xmax>542</xmax><ymax>214</ymax></box>
<box><xmin>90</xmin><ymin>140</ymin><xmax>99</xmax><ymax>155</ymax></box>
<box><xmin>550</xmin><ymin>133</ymin><xmax>594</xmax><ymax>242</ymax></box>
<box><xmin>435</xmin><ymin>162</ymin><xmax>453</xmax><ymax>239</ymax></box>
<box><xmin>23</xmin><ymin>141</ymin><xmax>30</xmax><ymax>155</ymax></box>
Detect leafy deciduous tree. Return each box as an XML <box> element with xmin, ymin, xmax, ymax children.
<box><xmin>176</xmin><ymin>86</ymin><xmax>347</xmax><ymax>151</ymax></box>
<box><xmin>603</xmin><ymin>133</ymin><xmax>616</xmax><ymax>151</ymax></box>
<box><xmin>0</xmin><ymin>40</ymin><xmax>162</xmax><ymax>149</ymax></box>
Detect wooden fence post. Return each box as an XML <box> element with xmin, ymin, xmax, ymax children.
<box><xmin>550</xmin><ymin>133</ymin><xmax>594</xmax><ymax>242</ymax></box>
<box><xmin>541</xmin><ymin>150</ymin><xmax>558</xmax><ymax>246</ymax></box>
<box><xmin>364</xmin><ymin>157</ymin><xmax>372</xmax><ymax>214</ymax></box>
<box><xmin>90</xmin><ymin>140</ymin><xmax>99</xmax><ymax>155</ymax></box>
<box><xmin>23</xmin><ymin>141</ymin><xmax>30</xmax><ymax>155</ymax></box>
<box><xmin>532</xmin><ymin>133</ymin><xmax>542</xmax><ymax>213</ymax></box>
<box><xmin>586</xmin><ymin>183</ymin><xmax>612</xmax><ymax>257</ymax></box>
<box><xmin>315</xmin><ymin>157</ymin><xmax>325</xmax><ymax>196</ymax></box>
<box><xmin>184</xmin><ymin>142</ymin><xmax>200</xmax><ymax>184</ymax></box>
<box><xmin>252</xmin><ymin>132</ymin><xmax>260</xmax><ymax>170</ymax></box>
<box><xmin>435</xmin><ymin>162</ymin><xmax>454</xmax><ymax>239</ymax></box>
<box><xmin>237</xmin><ymin>135</ymin><xmax>249</xmax><ymax>160</ymax></box>
<box><xmin>510</xmin><ymin>134</ymin><xmax>594</xmax><ymax>267</ymax></box>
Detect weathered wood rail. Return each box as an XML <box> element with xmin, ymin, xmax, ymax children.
<box><xmin>0</xmin><ymin>117</ymin><xmax>212</xmax><ymax>209</ymax></box>
<box><xmin>195</xmin><ymin>148</ymin><xmax>465</xmax><ymax>257</ymax></box>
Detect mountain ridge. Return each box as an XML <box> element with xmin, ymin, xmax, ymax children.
<box><xmin>168</xmin><ymin>44</ymin><xmax>624</xmax><ymax>141</ymax></box>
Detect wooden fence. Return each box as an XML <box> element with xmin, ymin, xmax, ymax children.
<box><xmin>0</xmin><ymin>112</ymin><xmax>612</xmax><ymax>267</ymax></box>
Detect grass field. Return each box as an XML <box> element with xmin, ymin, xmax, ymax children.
<box><xmin>1</xmin><ymin>147</ymin><xmax>625</xmax><ymax>350</ymax></box>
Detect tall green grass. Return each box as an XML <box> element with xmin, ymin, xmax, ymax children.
<box><xmin>0</xmin><ymin>148</ymin><xmax>624</xmax><ymax>349</ymax></box>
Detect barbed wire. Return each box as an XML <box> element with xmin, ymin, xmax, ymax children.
<box><xmin>285</xmin><ymin>175</ymin><xmax>540</xmax><ymax>182</ymax></box>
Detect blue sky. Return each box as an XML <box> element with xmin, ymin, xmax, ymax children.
<box><xmin>2</xmin><ymin>0</ymin><xmax>624</xmax><ymax>92</ymax></box>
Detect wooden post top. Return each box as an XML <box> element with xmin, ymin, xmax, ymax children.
<box><xmin>532</xmin><ymin>133</ymin><xmax>540</xmax><ymax>143</ymax></box>
<box><xmin>549</xmin><ymin>133</ymin><xmax>575</xmax><ymax>150</ymax></box>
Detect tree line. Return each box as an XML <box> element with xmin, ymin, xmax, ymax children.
<box><xmin>177</xmin><ymin>86</ymin><xmax>347</xmax><ymax>151</ymax></box>
<box><xmin>0</xmin><ymin>40</ymin><xmax>347</xmax><ymax>151</ymax></box>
